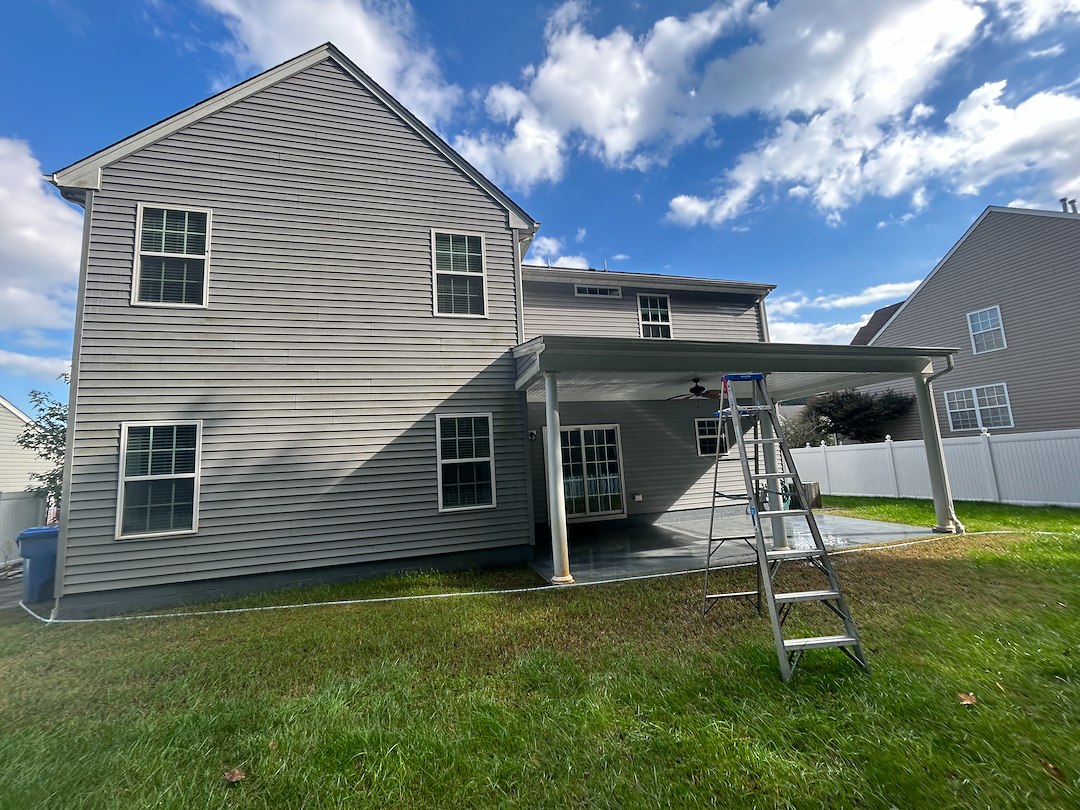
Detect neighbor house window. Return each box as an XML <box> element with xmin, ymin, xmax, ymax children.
<box><xmin>117</xmin><ymin>422</ymin><xmax>201</xmax><ymax>539</ymax></box>
<box><xmin>575</xmin><ymin>285</ymin><xmax>622</xmax><ymax>298</ymax></box>
<box><xmin>134</xmin><ymin>205</ymin><xmax>211</xmax><ymax>306</ymax></box>
<box><xmin>433</xmin><ymin>231</ymin><xmax>486</xmax><ymax>316</ymax></box>
<box><xmin>695</xmin><ymin>418</ymin><xmax>727</xmax><ymax>457</ymax></box>
<box><xmin>436</xmin><ymin>414</ymin><xmax>496</xmax><ymax>511</ymax></box>
<box><xmin>639</xmin><ymin>294</ymin><xmax>672</xmax><ymax>338</ymax></box>
<box><xmin>944</xmin><ymin>383</ymin><xmax>1014</xmax><ymax>431</ymax></box>
<box><xmin>967</xmin><ymin>305</ymin><xmax>1006</xmax><ymax>354</ymax></box>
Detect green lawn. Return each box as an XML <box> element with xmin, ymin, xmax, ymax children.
<box><xmin>1</xmin><ymin>498</ymin><xmax>1077</xmax><ymax>809</ymax></box>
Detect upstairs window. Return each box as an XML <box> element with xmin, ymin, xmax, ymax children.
<box><xmin>944</xmin><ymin>383</ymin><xmax>1014</xmax><ymax>431</ymax></box>
<box><xmin>134</xmin><ymin>205</ymin><xmax>211</xmax><ymax>306</ymax></box>
<box><xmin>575</xmin><ymin>285</ymin><xmax>622</xmax><ymax>298</ymax></box>
<box><xmin>433</xmin><ymin>231</ymin><xmax>486</xmax><ymax>317</ymax></box>
<box><xmin>117</xmin><ymin>421</ymin><xmax>201</xmax><ymax>539</ymax></box>
<box><xmin>639</xmin><ymin>294</ymin><xmax>672</xmax><ymax>338</ymax></box>
<box><xmin>695</xmin><ymin>418</ymin><xmax>727</xmax><ymax>457</ymax></box>
<box><xmin>967</xmin><ymin>305</ymin><xmax>1006</xmax><ymax>354</ymax></box>
<box><xmin>436</xmin><ymin>414</ymin><xmax>496</xmax><ymax>511</ymax></box>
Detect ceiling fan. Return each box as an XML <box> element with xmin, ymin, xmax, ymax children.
<box><xmin>668</xmin><ymin>378</ymin><xmax>723</xmax><ymax>400</ymax></box>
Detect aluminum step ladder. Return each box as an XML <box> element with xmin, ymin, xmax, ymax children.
<box><xmin>702</xmin><ymin>372</ymin><xmax>869</xmax><ymax>682</ymax></box>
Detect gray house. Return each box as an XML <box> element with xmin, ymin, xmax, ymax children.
<box><xmin>860</xmin><ymin>206</ymin><xmax>1080</xmax><ymax>440</ymax></box>
<box><xmin>46</xmin><ymin>43</ymin><xmax>964</xmax><ymax>616</ymax></box>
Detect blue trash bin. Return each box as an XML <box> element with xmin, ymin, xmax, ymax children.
<box><xmin>17</xmin><ymin>526</ymin><xmax>59</xmax><ymax>603</ymax></box>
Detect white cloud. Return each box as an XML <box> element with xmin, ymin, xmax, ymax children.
<box><xmin>611</xmin><ymin>253</ymin><xmax>631</xmax><ymax>260</ymax></box>
<box><xmin>767</xmin><ymin>280</ymin><xmax>920</xmax><ymax>318</ymax></box>
<box><xmin>550</xmin><ymin>254</ymin><xmax>590</xmax><ymax>269</ymax></box>
<box><xmin>575</xmin><ymin>227</ymin><xmax>586</xmax><ymax>242</ymax></box>
<box><xmin>453</xmin><ymin>0</ymin><xmax>749</xmax><ymax>189</ymax></box>
<box><xmin>989</xmin><ymin>0</ymin><xmax>1080</xmax><ymax>39</ymax></box>
<box><xmin>0</xmin><ymin>349</ymin><xmax>70</xmax><ymax>378</ymax></box>
<box><xmin>200</xmin><ymin>0</ymin><xmax>461</xmax><ymax>126</ymax></box>
<box><xmin>524</xmin><ymin>234</ymin><xmax>590</xmax><ymax>268</ymax></box>
<box><xmin>768</xmin><ymin>318</ymin><xmax>870</xmax><ymax>344</ymax></box>
<box><xmin>0</xmin><ymin>139</ymin><xmax>83</xmax><ymax>335</ymax></box>
<box><xmin>1028</xmin><ymin>43</ymin><xmax>1066</xmax><ymax>57</ymax></box>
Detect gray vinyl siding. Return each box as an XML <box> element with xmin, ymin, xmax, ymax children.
<box><xmin>523</xmin><ymin>280</ymin><xmax>764</xmax><ymax>341</ymax></box>
<box><xmin>0</xmin><ymin>408</ymin><xmax>48</xmax><ymax>492</ymax></box>
<box><xmin>867</xmin><ymin>210</ymin><xmax>1080</xmax><ymax>440</ymax></box>
<box><xmin>527</xmin><ymin>400</ymin><xmax>747</xmax><ymax>520</ymax></box>
<box><xmin>62</xmin><ymin>58</ymin><xmax>529</xmax><ymax>595</ymax></box>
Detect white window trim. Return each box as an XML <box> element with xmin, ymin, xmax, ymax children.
<box><xmin>943</xmin><ymin>382</ymin><xmax>1014</xmax><ymax>432</ymax></box>
<box><xmin>637</xmin><ymin>293</ymin><xmax>674</xmax><ymax>339</ymax></box>
<box><xmin>430</xmin><ymin>229</ymin><xmax>489</xmax><ymax>319</ymax></box>
<box><xmin>966</xmin><ymin>304</ymin><xmax>1007</xmax><ymax>355</ymax></box>
<box><xmin>131</xmin><ymin>203</ymin><xmax>213</xmax><ymax>308</ymax></box>
<box><xmin>695</xmin><ymin>417</ymin><xmax>726</xmax><ymax>457</ymax></box>
<box><xmin>115</xmin><ymin>420</ymin><xmax>203</xmax><ymax>540</ymax></box>
<box><xmin>436</xmin><ymin>412</ymin><xmax>497</xmax><ymax>513</ymax></box>
<box><xmin>541</xmin><ymin>423</ymin><xmax>628</xmax><ymax>522</ymax></box>
<box><xmin>574</xmin><ymin>285</ymin><xmax>622</xmax><ymax>298</ymax></box>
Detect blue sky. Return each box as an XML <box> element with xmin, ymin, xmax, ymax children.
<box><xmin>3</xmin><ymin>0</ymin><xmax>1080</xmax><ymax>415</ymax></box>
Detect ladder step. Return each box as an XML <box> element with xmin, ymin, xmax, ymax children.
<box><xmin>750</xmin><ymin>472</ymin><xmax>795</xmax><ymax>480</ymax></box>
<box><xmin>766</xmin><ymin>547</ymin><xmax>825</xmax><ymax>561</ymax></box>
<box><xmin>774</xmin><ymin>589</ymin><xmax>840</xmax><ymax>604</ymax></box>
<box><xmin>705</xmin><ymin>590</ymin><xmax>759</xmax><ymax>600</ymax></box>
<box><xmin>722</xmin><ymin>405</ymin><xmax>772</xmax><ymax>414</ymax></box>
<box><xmin>783</xmin><ymin>634</ymin><xmax>859</xmax><ymax>652</ymax></box>
<box><xmin>756</xmin><ymin>508</ymin><xmax>811</xmax><ymax>517</ymax></box>
<box><xmin>742</xmin><ymin>438</ymin><xmax>783</xmax><ymax>444</ymax></box>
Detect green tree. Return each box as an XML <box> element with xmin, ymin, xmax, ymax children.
<box><xmin>805</xmin><ymin>388</ymin><xmax>915</xmax><ymax>443</ymax></box>
<box><xmin>780</xmin><ymin>407</ymin><xmax>830</xmax><ymax>448</ymax></box>
<box><xmin>16</xmin><ymin>376</ymin><xmax>69</xmax><ymax>510</ymax></box>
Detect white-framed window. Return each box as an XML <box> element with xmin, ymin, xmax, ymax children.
<box><xmin>575</xmin><ymin>285</ymin><xmax>622</xmax><ymax>298</ymax></box>
<box><xmin>116</xmin><ymin>421</ymin><xmax>202</xmax><ymax>539</ymax></box>
<box><xmin>944</xmin><ymin>383</ymin><xmax>1014</xmax><ymax>431</ymax></box>
<box><xmin>695</xmin><ymin>418</ymin><xmax>727</xmax><ymax>457</ymax></box>
<box><xmin>436</xmin><ymin>413</ymin><xmax>496</xmax><ymax>511</ymax></box>
<box><xmin>432</xmin><ymin>230</ymin><xmax>487</xmax><ymax>317</ymax></box>
<box><xmin>133</xmin><ymin>204</ymin><xmax>211</xmax><ymax>307</ymax></box>
<box><xmin>638</xmin><ymin>293</ymin><xmax>672</xmax><ymax>338</ymax></box>
<box><xmin>967</xmin><ymin>305</ymin><xmax>1006</xmax><ymax>354</ymax></box>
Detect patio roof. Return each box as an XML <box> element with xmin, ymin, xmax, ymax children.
<box><xmin>513</xmin><ymin>335</ymin><xmax>958</xmax><ymax>402</ymax></box>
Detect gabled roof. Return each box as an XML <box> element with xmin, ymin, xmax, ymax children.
<box><xmin>522</xmin><ymin>264</ymin><xmax>774</xmax><ymax>298</ymax></box>
<box><xmin>850</xmin><ymin>301</ymin><xmax>902</xmax><ymax>345</ymax></box>
<box><xmin>0</xmin><ymin>395</ymin><xmax>32</xmax><ymax>424</ymax></box>
<box><xmin>48</xmin><ymin>43</ymin><xmax>538</xmax><ymax>233</ymax></box>
<box><xmin>869</xmin><ymin>205</ymin><xmax>1080</xmax><ymax>345</ymax></box>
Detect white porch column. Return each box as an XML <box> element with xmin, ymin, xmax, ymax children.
<box><xmin>761</xmin><ymin>408</ymin><xmax>788</xmax><ymax>549</ymax></box>
<box><xmin>913</xmin><ymin>372</ymin><xmax>965</xmax><ymax>533</ymax></box>
<box><xmin>544</xmin><ymin>372</ymin><xmax>574</xmax><ymax>583</ymax></box>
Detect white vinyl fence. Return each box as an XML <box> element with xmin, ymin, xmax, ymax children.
<box><xmin>0</xmin><ymin>491</ymin><xmax>47</xmax><ymax>566</ymax></box>
<box><xmin>790</xmin><ymin>429</ymin><xmax>1080</xmax><ymax>508</ymax></box>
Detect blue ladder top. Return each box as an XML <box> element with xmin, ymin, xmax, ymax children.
<box><xmin>723</xmin><ymin>373</ymin><xmax>765</xmax><ymax>382</ymax></box>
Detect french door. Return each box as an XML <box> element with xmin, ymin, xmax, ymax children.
<box><xmin>558</xmin><ymin>424</ymin><xmax>625</xmax><ymax>519</ymax></box>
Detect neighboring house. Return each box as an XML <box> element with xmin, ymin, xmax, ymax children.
<box><xmin>0</xmin><ymin>396</ymin><xmax>49</xmax><ymax>493</ymax></box>
<box><xmin>850</xmin><ymin>302</ymin><xmax>902</xmax><ymax>346</ymax></box>
<box><xmin>860</xmin><ymin>206</ymin><xmax>1080</xmax><ymax>440</ymax></box>
<box><xmin>45</xmin><ymin>43</ymin><xmax>962</xmax><ymax>616</ymax></box>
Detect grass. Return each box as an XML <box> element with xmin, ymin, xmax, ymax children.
<box><xmin>0</xmin><ymin>499</ymin><xmax>1077</xmax><ymax>808</ymax></box>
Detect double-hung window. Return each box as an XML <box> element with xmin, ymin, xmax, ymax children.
<box><xmin>117</xmin><ymin>422</ymin><xmax>201</xmax><ymax>539</ymax></box>
<box><xmin>967</xmin><ymin>305</ymin><xmax>1006</xmax><ymax>354</ymax></box>
<box><xmin>695</xmin><ymin>418</ymin><xmax>727</xmax><ymax>457</ymax></box>
<box><xmin>639</xmin><ymin>294</ymin><xmax>672</xmax><ymax>338</ymax></box>
<box><xmin>134</xmin><ymin>205</ymin><xmax>211</xmax><ymax>306</ymax></box>
<box><xmin>436</xmin><ymin>414</ymin><xmax>496</xmax><ymax>511</ymax></box>
<box><xmin>433</xmin><ymin>231</ymin><xmax>486</xmax><ymax>316</ymax></box>
<box><xmin>944</xmin><ymin>383</ymin><xmax>1014</xmax><ymax>431</ymax></box>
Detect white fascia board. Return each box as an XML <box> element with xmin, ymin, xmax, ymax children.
<box><xmin>0</xmin><ymin>395</ymin><xmax>32</xmax><ymax>423</ymax></box>
<box><xmin>522</xmin><ymin>265</ymin><xmax>773</xmax><ymax>297</ymax></box>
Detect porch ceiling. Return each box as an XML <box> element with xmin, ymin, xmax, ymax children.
<box><xmin>513</xmin><ymin>335</ymin><xmax>958</xmax><ymax>402</ymax></box>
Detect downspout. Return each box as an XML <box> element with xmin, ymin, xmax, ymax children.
<box><xmin>511</xmin><ymin>228</ymin><xmax>525</xmax><ymax>344</ymax></box>
<box><xmin>512</xmin><ymin>228</ymin><xmax>536</xmax><ymax>546</ymax></box>
<box><xmin>927</xmin><ymin>353</ymin><xmax>955</xmax><ymax>385</ymax></box>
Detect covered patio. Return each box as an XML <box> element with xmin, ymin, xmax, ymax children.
<box><xmin>514</xmin><ymin>335</ymin><xmax>963</xmax><ymax>584</ymax></box>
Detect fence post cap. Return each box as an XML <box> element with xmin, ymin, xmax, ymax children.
<box><xmin>885</xmin><ymin>434</ymin><xmax>892</xmax><ymax>442</ymax></box>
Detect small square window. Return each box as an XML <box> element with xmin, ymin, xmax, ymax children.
<box><xmin>133</xmin><ymin>206</ymin><xmax>211</xmax><ymax>307</ymax></box>
<box><xmin>967</xmin><ymin>306</ymin><xmax>1006</xmax><ymax>354</ymax></box>
<box><xmin>433</xmin><ymin>231</ymin><xmax>486</xmax><ymax>316</ymax></box>
<box><xmin>639</xmin><ymin>294</ymin><xmax>672</xmax><ymax>338</ymax></box>
<box><xmin>695</xmin><ymin>418</ymin><xmax>727</xmax><ymax>457</ymax></box>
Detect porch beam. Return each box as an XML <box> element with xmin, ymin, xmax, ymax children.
<box><xmin>544</xmin><ymin>372</ymin><xmax>574</xmax><ymax>583</ymax></box>
<box><xmin>913</xmin><ymin>372</ymin><xmax>965</xmax><ymax>533</ymax></box>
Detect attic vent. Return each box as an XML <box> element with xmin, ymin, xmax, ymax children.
<box><xmin>575</xmin><ymin>285</ymin><xmax>622</xmax><ymax>298</ymax></box>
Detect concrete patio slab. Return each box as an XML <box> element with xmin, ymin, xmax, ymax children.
<box><xmin>532</xmin><ymin>510</ymin><xmax>933</xmax><ymax>583</ymax></box>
